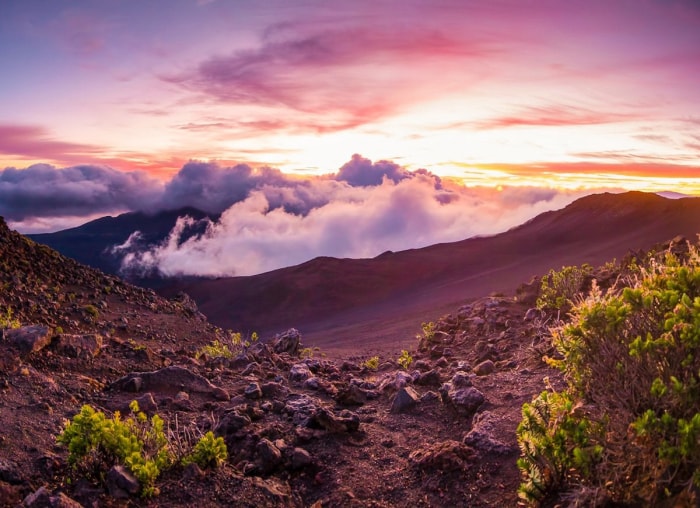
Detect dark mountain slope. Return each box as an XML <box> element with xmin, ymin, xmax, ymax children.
<box><xmin>28</xmin><ymin>207</ymin><xmax>215</xmax><ymax>278</ymax></box>
<box><xmin>166</xmin><ymin>192</ymin><xmax>700</xmax><ymax>353</ymax></box>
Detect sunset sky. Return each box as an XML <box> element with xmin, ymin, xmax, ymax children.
<box><xmin>1</xmin><ymin>0</ymin><xmax>699</xmax><ymax>273</ymax></box>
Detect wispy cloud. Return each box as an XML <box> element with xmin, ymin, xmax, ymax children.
<box><xmin>165</xmin><ymin>22</ymin><xmax>497</xmax><ymax>131</ymax></box>
<box><xmin>0</xmin><ymin>125</ymin><xmax>98</xmax><ymax>161</ymax></box>
<box><xmin>473</xmin><ymin>104</ymin><xmax>639</xmax><ymax>130</ymax></box>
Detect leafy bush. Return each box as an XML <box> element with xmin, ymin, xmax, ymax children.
<box><xmin>182</xmin><ymin>431</ymin><xmax>227</xmax><ymax>469</ymax></box>
<box><xmin>0</xmin><ymin>306</ymin><xmax>21</xmax><ymax>329</ymax></box>
<box><xmin>57</xmin><ymin>401</ymin><xmax>172</xmax><ymax>497</ymax></box>
<box><xmin>397</xmin><ymin>350</ymin><xmax>413</xmax><ymax>370</ymax></box>
<box><xmin>362</xmin><ymin>356</ymin><xmax>380</xmax><ymax>371</ymax></box>
<box><xmin>197</xmin><ymin>331</ymin><xmax>259</xmax><ymax>359</ymax></box>
<box><xmin>518</xmin><ymin>242</ymin><xmax>700</xmax><ymax>505</ymax></box>
<box><xmin>197</xmin><ymin>340</ymin><xmax>233</xmax><ymax>359</ymax></box>
<box><xmin>83</xmin><ymin>304</ymin><xmax>99</xmax><ymax>319</ymax></box>
<box><xmin>536</xmin><ymin>264</ymin><xmax>593</xmax><ymax>313</ymax></box>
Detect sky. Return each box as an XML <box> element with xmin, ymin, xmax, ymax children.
<box><xmin>1</xmin><ymin>0</ymin><xmax>699</xmax><ymax>275</ymax></box>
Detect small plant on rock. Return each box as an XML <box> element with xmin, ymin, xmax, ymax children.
<box><xmin>0</xmin><ymin>306</ymin><xmax>20</xmax><ymax>329</ymax></box>
<box><xmin>362</xmin><ymin>356</ymin><xmax>380</xmax><ymax>371</ymax></box>
<box><xmin>536</xmin><ymin>264</ymin><xmax>592</xmax><ymax>314</ymax></box>
<box><xmin>182</xmin><ymin>431</ymin><xmax>227</xmax><ymax>469</ymax></box>
<box><xmin>57</xmin><ymin>401</ymin><xmax>172</xmax><ymax>497</ymax></box>
<box><xmin>397</xmin><ymin>350</ymin><xmax>413</xmax><ymax>370</ymax></box>
<box><xmin>197</xmin><ymin>340</ymin><xmax>233</xmax><ymax>359</ymax></box>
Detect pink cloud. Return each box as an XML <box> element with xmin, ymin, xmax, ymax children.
<box><xmin>0</xmin><ymin>125</ymin><xmax>97</xmax><ymax>160</ymax></box>
<box><xmin>473</xmin><ymin>104</ymin><xmax>640</xmax><ymax>130</ymax></box>
<box><xmin>165</xmin><ymin>23</ymin><xmax>497</xmax><ymax>130</ymax></box>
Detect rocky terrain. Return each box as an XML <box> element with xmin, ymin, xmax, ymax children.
<box><xmin>0</xmin><ymin>214</ymin><xmax>571</xmax><ymax>507</ymax></box>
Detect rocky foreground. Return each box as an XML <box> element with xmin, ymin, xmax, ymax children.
<box><xmin>0</xmin><ymin>217</ymin><xmax>560</xmax><ymax>507</ymax></box>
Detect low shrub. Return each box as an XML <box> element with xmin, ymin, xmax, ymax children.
<box><xmin>518</xmin><ymin>242</ymin><xmax>700</xmax><ymax>505</ymax></box>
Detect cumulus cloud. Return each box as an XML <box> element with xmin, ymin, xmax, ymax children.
<box><xmin>3</xmin><ymin>155</ymin><xmax>595</xmax><ymax>275</ymax></box>
<box><xmin>120</xmin><ymin>173</ymin><xmax>588</xmax><ymax>277</ymax></box>
<box><xmin>0</xmin><ymin>163</ymin><xmax>163</xmax><ymax>221</ymax></box>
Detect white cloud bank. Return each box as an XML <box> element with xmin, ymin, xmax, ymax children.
<box><xmin>120</xmin><ymin>173</ymin><xmax>590</xmax><ymax>277</ymax></box>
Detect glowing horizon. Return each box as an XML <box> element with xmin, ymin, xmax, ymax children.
<box><xmin>0</xmin><ymin>0</ymin><xmax>698</xmax><ymax>196</ymax></box>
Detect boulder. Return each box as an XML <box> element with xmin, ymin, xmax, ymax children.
<box><xmin>409</xmin><ymin>440</ymin><xmax>474</xmax><ymax>472</ymax></box>
<box><xmin>111</xmin><ymin>366</ymin><xmax>229</xmax><ymax>400</ymax></box>
<box><xmin>289</xmin><ymin>364</ymin><xmax>312</xmax><ymax>383</ymax></box>
<box><xmin>390</xmin><ymin>387</ymin><xmax>420</xmax><ymax>413</ymax></box>
<box><xmin>272</xmin><ymin>328</ymin><xmax>301</xmax><ymax>355</ymax></box>
<box><xmin>256</xmin><ymin>439</ymin><xmax>283</xmax><ymax>473</ymax></box>
<box><xmin>55</xmin><ymin>333</ymin><xmax>102</xmax><ymax>359</ymax></box>
<box><xmin>5</xmin><ymin>326</ymin><xmax>51</xmax><ymax>355</ymax></box>
<box><xmin>447</xmin><ymin>387</ymin><xmax>485</xmax><ymax>414</ymax></box>
<box><xmin>474</xmin><ymin>359</ymin><xmax>495</xmax><ymax>376</ymax></box>
<box><xmin>244</xmin><ymin>382</ymin><xmax>263</xmax><ymax>399</ymax></box>
<box><xmin>105</xmin><ymin>465</ymin><xmax>140</xmax><ymax>499</ymax></box>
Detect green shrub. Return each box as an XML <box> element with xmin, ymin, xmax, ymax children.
<box><xmin>197</xmin><ymin>340</ymin><xmax>232</xmax><ymax>359</ymax></box>
<box><xmin>397</xmin><ymin>350</ymin><xmax>413</xmax><ymax>370</ymax></box>
<box><xmin>362</xmin><ymin>356</ymin><xmax>380</xmax><ymax>371</ymax></box>
<box><xmin>182</xmin><ymin>431</ymin><xmax>227</xmax><ymax>469</ymax></box>
<box><xmin>518</xmin><ymin>242</ymin><xmax>700</xmax><ymax>505</ymax></box>
<box><xmin>57</xmin><ymin>401</ymin><xmax>172</xmax><ymax>497</ymax></box>
<box><xmin>83</xmin><ymin>304</ymin><xmax>99</xmax><ymax>319</ymax></box>
<box><xmin>536</xmin><ymin>264</ymin><xmax>592</xmax><ymax>313</ymax></box>
<box><xmin>516</xmin><ymin>391</ymin><xmax>603</xmax><ymax>503</ymax></box>
<box><xmin>197</xmin><ymin>331</ymin><xmax>259</xmax><ymax>359</ymax></box>
<box><xmin>0</xmin><ymin>306</ymin><xmax>21</xmax><ymax>329</ymax></box>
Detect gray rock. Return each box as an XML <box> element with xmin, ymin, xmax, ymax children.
<box><xmin>133</xmin><ymin>392</ymin><xmax>158</xmax><ymax>414</ymax></box>
<box><xmin>463</xmin><ymin>412</ymin><xmax>516</xmax><ymax>455</ymax></box>
<box><xmin>289</xmin><ymin>363</ymin><xmax>312</xmax><ymax>383</ymax></box>
<box><xmin>289</xmin><ymin>447</ymin><xmax>313</xmax><ymax>470</ymax></box>
<box><xmin>390</xmin><ymin>386</ymin><xmax>420</xmax><ymax>413</ymax></box>
<box><xmin>256</xmin><ymin>438</ymin><xmax>282</xmax><ymax>473</ymax></box>
<box><xmin>312</xmin><ymin>407</ymin><xmax>360</xmax><ymax>433</ymax></box>
<box><xmin>111</xmin><ymin>366</ymin><xmax>228</xmax><ymax>400</ymax></box>
<box><xmin>272</xmin><ymin>328</ymin><xmax>301</xmax><ymax>355</ymax></box>
<box><xmin>474</xmin><ymin>359</ymin><xmax>495</xmax><ymax>376</ymax></box>
<box><xmin>448</xmin><ymin>387</ymin><xmax>485</xmax><ymax>414</ymax></box>
<box><xmin>415</xmin><ymin>368</ymin><xmax>441</xmax><ymax>386</ymax></box>
<box><xmin>244</xmin><ymin>382</ymin><xmax>263</xmax><ymax>399</ymax></box>
<box><xmin>105</xmin><ymin>465</ymin><xmax>139</xmax><ymax>499</ymax></box>
<box><xmin>420</xmin><ymin>390</ymin><xmax>441</xmax><ymax>403</ymax></box>
<box><xmin>0</xmin><ymin>458</ymin><xmax>22</xmax><ymax>484</ymax></box>
<box><xmin>261</xmin><ymin>381</ymin><xmax>289</xmax><ymax>399</ymax></box>
<box><xmin>304</xmin><ymin>377</ymin><xmax>320</xmax><ymax>390</ymax></box>
<box><xmin>215</xmin><ymin>411</ymin><xmax>251</xmax><ymax>436</ymax></box>
<box><xmin>55</xmin><ymin>333</ymin><xmax>102</xmax><ymax>359</ymax></box>
<box><xmin>284</xmin><ymin>395</ymin><xmax>320</xmax><ymax>426</ymax></box>
<box><xmin>450</xmin><ymin>371</ymin><xmax>473</xmax><ymax>388</ymax></box>
<box><xmin>336</xmin><ymin>383</ymin><xmax>367</xmax><ymax>406</ymax></box>
<box><xmin>5</xmin><ymin>326</ymin><xmax>51</xmax><ymax>355</ymax></box>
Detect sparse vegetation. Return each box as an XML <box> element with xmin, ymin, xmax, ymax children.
<box><xmin>397</xmin><ymin>349</ymin><xmax>413</xmax><ymax>370</ymax></box>
<box><xmin>197</xmin><ymin>331</ymin><xmax>259</xmax><ymax>359</ymax></box>
<box><xmin>0</xmin><ymin>306</ymin><xmax>21</xmax><ymax>329</ymax></box>
<box><xmin>57</xmin><ymin>401</ymin><xmax>172</xmax><ymax>497</ymax></box>
<box><xmin>182</xmin><ymin>431</ymin><xmax>228</xmax><ymax>469</ymax></box>
<box><xmin>518</xmin><ymin>241</ymin><xmax>700</xmax><ymax>505</ymax></box>
<box><xmin>197</xmin><ymin>339</ymin><xmax>233</xmax><ymax>359</ymax></box>
<box><xmin>362</xmin><ymin>356</ymin><xmax>380</xmax><ymax>371</ymax></box>
<box><xmin>82</xmin><ymin>304</ymin><xmax>99</xmax><ymax>319</ymax></box>
<box><xmin>535</xmin><ymin>264</ymin><xmax>593</xmax><ymax>314</ymax></box>
<box><xmin>57</xmin><ymin>401</ymin><xmax>228</xmax><ymax>497</ymax></box>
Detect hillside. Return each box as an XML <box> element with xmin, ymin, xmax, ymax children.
<box><xmin>167</xmin><ymin>192</ymin><xmax>700</xmax><ymax>355</ymax></box>
<box><xmin>0</xmin><ymin>213</ymin><xmax>565</xmax><ymax>506</ymax></box>
<box><xmin>28</xmin><ymin>207</ymin><xmax>215</xmax><ymax>280</ymax></box>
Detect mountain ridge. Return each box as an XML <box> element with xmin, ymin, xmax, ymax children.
<box><xmin>162</xmin><ymin>191</ymin><xmax>700</xmax><ymax>354</ymax></box>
